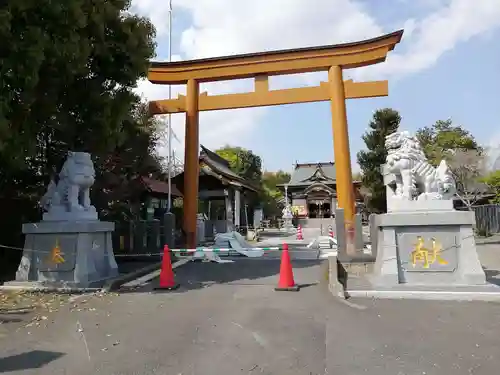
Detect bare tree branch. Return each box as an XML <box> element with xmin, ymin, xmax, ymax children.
<box><xmin>447</xmin><ymin>149</ymin><xmax>488</xmax><ymax>209</ymax></box>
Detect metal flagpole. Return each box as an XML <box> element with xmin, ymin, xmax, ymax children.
<box><xmin>167</xmin><ymin>0</ymin><xmax>173</xmax><ymax>212</ymax></box>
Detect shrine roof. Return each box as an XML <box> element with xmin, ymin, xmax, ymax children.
<box><xmin>285</xmin><ymin>162</ymin><xmax>337</xmax><ymax>187</ymax></box>
<box><xmin>139</xmin><ymin>177</ymin><xmax>183</xmax><ymax>197</ymax></box>
<box><xmin>199</xmin><ymin>145</ymin><xmax>239</xmax><ymax>178</ymax></box>
<box><xmin>199</xmin><ymin>145</ymin><xmax>259</xmax><ymax>192</ymax></box>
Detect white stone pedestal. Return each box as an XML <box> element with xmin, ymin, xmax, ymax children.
<box><xmin>15</xmin><ymin>221</ymin><xmax>118</xmax><ymax>288</ymax></box>
<box><xmin>371</xmin><ymin>210</ymin><xmax>486</xmax><ymax>287</ymax></box>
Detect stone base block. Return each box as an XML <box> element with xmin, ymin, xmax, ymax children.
<box><xmin>370</xmin><ymin>210</ymin><xmax>486</xmax><ymax>287</ymax></box>
<box><xmin>387</xmin><ymin>199</ymin><xmax>453</xmax><ymax>213</ymax></box>
<box><xmin>346</xmin><ymin>284</ymin><xmax>500</xmax><ymax>301</ymax></box>
<box><xmin>16</xmin><ymin>221</ymin><xmax>118</xmax><ymax>288</ymax></box>
<box><xmin>42</xmin><ymin>205</ymin><xmax>98</xmax><ymax>222</ymax></box>
<box><xmin>327</xmin><ymin>256</ymin><xmax>346</xmax><ymax>298</ymax></box>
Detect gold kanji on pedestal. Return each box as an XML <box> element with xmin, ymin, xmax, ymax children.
<box><xmin>47</xmin><ymin>239</ymin><xmax>65</xmax><ymax>265</ymax></box>
<box><xmin>411</xmin><ymin>236</ymin><xmax>448</xmax><ymax>269</ymax></box>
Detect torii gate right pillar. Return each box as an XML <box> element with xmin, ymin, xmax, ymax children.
<box><xmin>328</xmin><ymin>65</ymin><xmax>355</xmax><ymax>227</ymax></box>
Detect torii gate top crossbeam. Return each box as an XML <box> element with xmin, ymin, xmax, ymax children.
<box><xmin>148</xmin><ymin>30</ymin><xmax>404</xmax><ymax>85</ymax></box>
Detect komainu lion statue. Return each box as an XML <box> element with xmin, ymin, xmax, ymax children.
<box><xmin>40</xmin><ymin>151</ymin><xmax>97</xmax><ymax>219</ymax></box>
<box><xmin>384</xmin><ymin>131</ymin><xmax>456</xmax><ymax>201</ymax></box>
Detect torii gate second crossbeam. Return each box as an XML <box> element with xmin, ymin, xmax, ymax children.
<box><xmin>147</xmin><ymin>30</ymin><xmax>404</xmax><ymax>249</ymax></box>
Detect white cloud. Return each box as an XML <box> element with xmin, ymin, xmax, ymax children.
<box><xmin>130</xmin><ymin>0</ymin><xmax>172</xmax><ymax>36</ymax></box>
<box><xmin>131</xmin><ymin>0</ymin><xmax>500</xmax><ymax>166</ymax></box>
<box><xmin>176</xmin><ymin>0</ymin><xmax>382</xmax><ymax>58</ymax></box>
<box><xmin>356</xmin><ymin>0</ymin><xmax>500</xmax><ymax>80</ymax></box>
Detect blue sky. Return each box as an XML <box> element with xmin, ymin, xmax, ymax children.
<box><xmin>132</xmin><ymin>0</ymin><xmax>500</xmax><ymax>173</ymax></box>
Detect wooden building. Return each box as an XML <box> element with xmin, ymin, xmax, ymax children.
<box><xmin>278</xmin><ymin>162</ymin><xmax>362</xmax><ymax>219</ymax></box>
<box><xmin>174</xmin><ymin>145</ymin><xmax>258</xmax><ymax>234</ymax></box>
<box><xmin>135</xmin><ymin>177</ymin><xmax>183</xmax><ymax>220</ymax></box>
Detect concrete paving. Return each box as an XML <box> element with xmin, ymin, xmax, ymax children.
<box><xmin>228</xmin><ymin>247</ymin><xmax>321</xmax><ymax>260</ymax></box>
<box><xmin>2</xmin><ymin>240</ymin><xmax>500</xmax><ymax>374</ymax></box>
<box><xmin>257</xmin><ymin>227</ymin><xmax>324</xmax><ymax>246</ymax></box>
<box><xmin>476</xmin><ymin>235</ymin><xmax>500</xmax><ymax>285</ymax></box>
<box><xmin>326</xmin><ymin>298</ymin><xmax>500</xmax><ymax>375</ymax></box>
<box><xmin>0</xmin><ymin>258</ymin><xmax>327</xmax><ymax>375</ymax></box>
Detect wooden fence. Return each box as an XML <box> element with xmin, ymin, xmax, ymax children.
<box><xmin>458</xmin><ymin>204</ymin><xmax>500</xmax><ymax>235</ymax></box>
<box><xmin>112</xmin><ymin>218</ymin><xmax>178</xmax><ymax>258</ymax></box>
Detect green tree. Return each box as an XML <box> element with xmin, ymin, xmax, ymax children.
<box><xmin>92</xmin><ymin>103</ymin><xmax>166</xmax><ymax>221</ymax></box>
<box><xmin>416</xmin><ymin>119</ymin><xmax>485</xmax><ymax>208</ymax></box>
<box><xmin>357</xmin><ymin>108</ymin><xmax>401</xmax><ymax>213</ymax></box>
<box><xmin>215</xmin><ymin>146</ymin><xmax>263</xmax><ymax>184</ymax></box>
<box><xmin>0</xmin><ymin>0</ymin><xmax>158</xmax><ymax>278</ymax></box>
<box><xmin>481</xmin><ymin>170</ymin><xmax>500</xmax><ymax>204</ymax></box>
<box><xmin>352</xmin><ymin>172</ymin><xmax>362</xmax><ymax>181</ymax></box>
<box><xmin>415</xmin><ymin>119</ymin><xmax>482</xmax><ymax>166</ymax></box>
<box><xmin>0</xmin><ymin>0</ymin><xmax>157</xmax><ymax>205</ymax></box>
<box><xmin>0</xmin><ymin>0</ymin><xmax>156</xmax><ymax>174</ymax></box>
<box><xmin>261</xmin><ymin>170</ymin><xmax>291</xmax><ymax>217</ymax></box>
<box><xmin>215</xmin><ymin>146</ymin><xmax>263</xmax><ymax>224</ymax></box>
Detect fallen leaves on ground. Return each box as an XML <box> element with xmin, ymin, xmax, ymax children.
<box><xmin>0</xmin><ymin>290</ymin><xmax>118</xmax><ymax>316</ymax></box>
<box><xmin>0</xmin><ymin>291</ymin><xmax>72</xmax><ymax>329</ymax></box>
<box><xmin>0</xmin><ymin>291</ymin><xmax>117</xmax><ymax>329</ymax></box>
<box><xmin>0</xmin><ymin>290</ymin><xmax>125</xmax><ymax>345</ymax></box>
<box><xmin>0</xmin><ymin>291</ymin><xmax>69</xmax><ymax>313</ymax></box>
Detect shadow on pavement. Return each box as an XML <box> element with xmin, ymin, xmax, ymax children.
<box><xmin>0</xmin><ymin>307</ymin><xmax>33</xmax><ymax>324</ymax></box>
<box><xmin>0</xmin><ymin>316</ymin><xmax>23</xmax><ymax>324</ymax></box>
<box><xmin>0</xmin><ymin>308</ymin><xmax>32</xmax><ymax>315</ymax></box>
<box><xmin>117</xmin><ymin>259</ymin><xmax>161</xmax><ymax>275</ymax></box>
<box><xmin>119</xmin><ymin>256</ymin><xmax>323</xmax><ymax>294</ymax></box>
<box><xmin>0</xmin><ymin>350</ymin><xmax>64</xmax><ymax>373</ymax></box>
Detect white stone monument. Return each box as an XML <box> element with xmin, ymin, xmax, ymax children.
<box><xmin>371</xmin><ymin>131</ymin><xmax>486</xmax><ymax>287</ymax></box>
<box><xmin>281</xmin><ymin>184</ymin><xmax>295</xmax><ymax>232</ymax></box>
<box><xmin>15</xmin><ymin>151</ymin><xmax>118</xmax><ymax>289</ymax></box>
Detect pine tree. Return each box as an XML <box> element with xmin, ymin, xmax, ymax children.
<box><xmin>357</xmin><ymin>108</ymin><xmax>401</xmax><ymax>213</ymax></box>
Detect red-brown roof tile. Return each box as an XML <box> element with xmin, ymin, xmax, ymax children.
<box><xmin>140</xmin><ymin>177</ymin><xmax>183</xmax><ymax>197</ymax></box>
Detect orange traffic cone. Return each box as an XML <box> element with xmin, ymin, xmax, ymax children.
<box><xmin>275</xmin><ymin>243</ymin><xmax>300</xmax><ymax>291</ymax></box>
<box><xmin>154</xmin><ymin>245</ymin><xmax>179</xmax><ymax>291</ymax></box>
<box><xmin>296</xmin><ymin>225</ymin><xmax>303</xmax><ymax>240</ymax></box>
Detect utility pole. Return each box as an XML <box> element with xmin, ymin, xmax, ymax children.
<box><xmin>166</xmin><ymin>0</ymin><xmax>173</xmax><ymax>212</ymax></box>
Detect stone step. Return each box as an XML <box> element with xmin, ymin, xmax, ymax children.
<box><xmin>297</xmin><ymin>218</ymin><xmax>335</xmax><ymax>229</ymax></box>
<box><xmin>318</xmin><ymin>239</ymin><xmax>334</xmax><ymax>249</ymax></box>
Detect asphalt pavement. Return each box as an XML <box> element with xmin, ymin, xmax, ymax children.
<box><xmin>326</xmin><ymin>298</ymin><xmax>500</xmax><ymax>375</ymax></box>
<box><xmin>2</xmin><ymin>254</ymin><xmax>500</xmax><ymax>374</ymax></box>
<box><xmin>0</xmin><ymin>257</ymin><xmax>327</xmax><ymax>375</ymax></box>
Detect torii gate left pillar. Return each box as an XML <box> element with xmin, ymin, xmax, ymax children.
<box><xmin>184</xmin><ymin>79</ymin><xmax>200</xmax><ymax>249</ymax></box>
<box><xmin>329</xmin><ymin>65</ymin><xmax>355</xmax><ymax>224</ymax></box>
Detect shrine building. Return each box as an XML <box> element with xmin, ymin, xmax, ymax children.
<box><xmin>278</xmin><ymin>162</ymin><xmax>363</xmax><ymax>219</ymax></box>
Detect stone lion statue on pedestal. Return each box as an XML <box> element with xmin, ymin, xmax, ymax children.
<box><xmin>40</xmin><ymin>151</ymin><xmax>98</xmax><ymax>221</ymax></box>
<box><xmin>384</xmin><ymin>131</ymin><xmax>456</xmax><ymax>201</ymax></box>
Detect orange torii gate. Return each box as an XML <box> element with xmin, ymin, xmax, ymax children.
<box><xmin>148</xmin><ymin>30</ymin><xmax>404</xmax><ymax>249</ymax></box>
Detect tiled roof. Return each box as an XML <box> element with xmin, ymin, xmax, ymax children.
<box><xmin>140</xmin><ymin>177</ymin><xmax>183</xmax><ymax>197</ymax></box>
<box><xmin>200</xmin><ymin>145</ymin><xmax>244</xmax><ymax>182</ymax></box>
<box><xmin>174</xmin><ymin>145</ymin><xmax>259</xmax><ymax>192</ymax></box>
<box><xmin>287</xmin><ymin>162</ymin><xmax>337</xmax><ymax>186</ymax></box>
